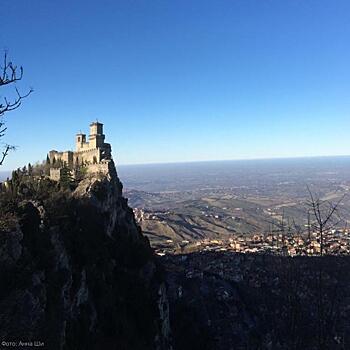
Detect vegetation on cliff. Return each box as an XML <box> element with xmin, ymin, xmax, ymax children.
<box><xmin>0</xmin><ymin>166</ymin><xmax>170</xmax><ymax>350</ymax></box>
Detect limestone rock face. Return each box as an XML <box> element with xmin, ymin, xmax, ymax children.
<box><xmin>0</xmin><ymin>162</ymin><xmax>171</xmax><ymax>350</ymax></box>
<box><xmin>0</xmin><ymin>224</ymin><xmax>23</xmax><ymax>267</ymax></box>
<box><xmin>73</xmin><ymin>161</ymin><xmax>142</xmax><ymax>242</ymax></box>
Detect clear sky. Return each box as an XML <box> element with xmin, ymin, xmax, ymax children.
<box><xmin>1</xmin><ymin>0</ymin><xmax>350</xmax><ymax>170</ymax></box>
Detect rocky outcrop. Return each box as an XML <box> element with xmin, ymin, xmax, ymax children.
<box><xmin>73</xmin><ymin>162</ymin><xmax>142</xmax><ymax>241</ymax></box>
<box><xmin>0</xmin><ymin>161</ymin><xmax>171</xmax><ymax>350</ymax></box>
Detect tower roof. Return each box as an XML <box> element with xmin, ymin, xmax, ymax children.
<box><xmin>90</xmin><ymin>121</ymin><xmax>103</xmax><ymax>126</ymax></box>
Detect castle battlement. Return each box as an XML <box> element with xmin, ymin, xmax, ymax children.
<box><xmin>48</xmin><ymin>121</ymin><xmax>112</xmax><ymax>181</ymax></box>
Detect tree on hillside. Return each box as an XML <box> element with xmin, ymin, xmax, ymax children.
<box><xmin>0</xmin><ymin>51</ymin><xmax>32</xmax><ymax>165</ymax></box>
<box><xmin>60</xmin><ymin>165</ymin><xmax>74</xmax><ymax>190</ymax></box>
<box><xmin>306</xmin><ymin>188</ymin><xmax>344</xmax><ymax>256</ymax></box>
<box><xmin>306</xmin><ymin>188</ymin><xmax>345</xmax><ymax>349</ymax></box>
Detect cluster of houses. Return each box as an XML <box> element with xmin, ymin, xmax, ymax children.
<box><xmin>155</xmin><ymin>229</ymin><xmax>350</xmax><ymax>257</ymax></box>
<box><xmin>133</xmin><ymin>207</ymin><xmax>350</xmax><ymax>257</ymax></box>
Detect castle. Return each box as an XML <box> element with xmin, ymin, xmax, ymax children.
<box><xmin>48</xmin><ymin>121</ymin><xmax>113</xmax><ymax>180</ymax></box>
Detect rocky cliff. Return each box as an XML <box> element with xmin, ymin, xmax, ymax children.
<box><xmin>0</xmin><ymin>161</ymin><xmax>171</xmax><ymax>350</ymax></box>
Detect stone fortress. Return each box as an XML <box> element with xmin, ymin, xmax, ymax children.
<box><xmin>48</xmin><ymin>121</ymin><xmax>113</xmax><ymax>181</ymax></box>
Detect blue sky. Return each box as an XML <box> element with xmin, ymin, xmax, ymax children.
<box><xmin>1</xmin><ymin>0</ymin><xmax>350</xmax><ymax>170</ymax></box>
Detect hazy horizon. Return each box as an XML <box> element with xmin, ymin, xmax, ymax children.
<box><xmin>2</xmin><ymin>154</ymin><xmax>350</xmax><ymax>175</ymax></box>
<box><xmin>118</xmin><ymin>155</ymin><xmax>350</xmax><ymax>192</ymax></box>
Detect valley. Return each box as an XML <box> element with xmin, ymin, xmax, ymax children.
<box><xmin>119</xmin><ymin>157</ymin><xmax>350</xmax><ymax>253</ymax></box>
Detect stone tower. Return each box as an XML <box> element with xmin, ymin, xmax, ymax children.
<box><xmin>89</xmin><ymin>122</ymin><xmax>105</xmax><ymax>149</ymax></box>
<box><xmin>76</xmin><ymin>132</ymin><xmax>87</xmax><ymax>152</ymax></box>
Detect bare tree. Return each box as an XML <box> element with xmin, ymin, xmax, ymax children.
<box><xmin>264</xmin><ymin>209</ymin><xmax>301</xmax><ymax>256</ymax></box>
<box><xmin>0</xmin><ymin>51</ymin><xmax>32</xmax><ymax>165</ymax></box>
<box><xmin>305</xmin><ymin>188</ymin><xmax>345</xmax><ymax>349</ymax></box>
<box><xmin>306</xmin><ymin>187</ymin><xmax>344</xmax><ymax>256</ymax></box>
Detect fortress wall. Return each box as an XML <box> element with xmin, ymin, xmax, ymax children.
<box><xmin>86</xmin><ymin>162</ymin><xmax>111</xmax><ymax>175</ymax></box>
<box><xmin>62</xmin><ymin>151</ymin><xmax>73</xmax><ymax>166</ymax></box>
<box><xmin>76</xmin><ymin>142</ymin><xmax>90</xmax><ymax>152</ymax></box>
<box><xmin>74</xmin><ymin>148</ymin><xmax>100</xmax><ymax>165</ymax></box>
<box><xmin>50</xmin><ymin>168</ymin><xmax>62</xmax><ymax>181</ymax></box>
<box><xmin>49</xmin><ymin>151</ymin><xmax>61</xmax><ymax>163</ymax></box>
<box><xmin>49</xmin><ymin>151</ymin><xmax>73</xmax><ymax>166</ymax></box>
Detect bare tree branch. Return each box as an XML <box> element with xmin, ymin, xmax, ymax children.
<box><xmin>0</xmin><ymin>51</ymin><xmax>24</xmax><ymax>86</ymax></box>
<box><xmin>0</xmin><ymin>51</ymin><xmax>32</xmax><ymax>165</ymax></box>
<box><xmin>0</xmin><ymin>144</ymin><xmax>16</xmax><ymax>165</ymax></box>
<box><xmin>0</xmin><ymin>84</ymin><xmax>33</xmax><ymax>116</ymax></box>
<box><xmin>306</xmin><ymin>189</ymin><xmax>345</xmax><ymax>256</ymax></box>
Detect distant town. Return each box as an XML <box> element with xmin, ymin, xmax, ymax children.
<box><xmin>133</xmin><ymin>207</ymin><xmax>350</xmax><ymax>256</ymax></box>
